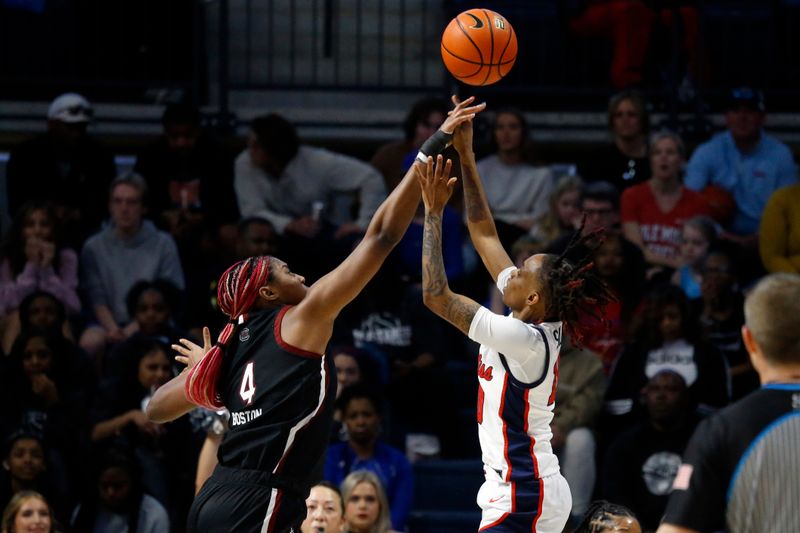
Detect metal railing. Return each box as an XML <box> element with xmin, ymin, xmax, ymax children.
<box><xmin>2</xmin><ymin>1</ymin><xmax>800</xmax><ymax>121</ymax></box>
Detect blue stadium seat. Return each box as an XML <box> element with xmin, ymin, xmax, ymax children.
<box><xmin>407</xmin><ymin>510</ymin><xmax>482</xmax><ymax>533</ymax></box>
<box><xmin>412</xmin><ymin>459</ymin><xmax>484</xmax><ymax>510</ymax></box>
<box><xmin>410</xmin><ymin>459</ymin><xmax>484</xmax><ymax>533</ymax></box>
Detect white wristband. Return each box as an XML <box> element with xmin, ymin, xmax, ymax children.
<box><xmin>416</xmin><ymin>151</ymin><xmax>429</xmax><ymax>164</ymax></box>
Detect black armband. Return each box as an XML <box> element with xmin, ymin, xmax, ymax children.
<box><xmin>416</xmin><ymin>130</ymin><xmax>453</xmax><ymax>163</ymax></box>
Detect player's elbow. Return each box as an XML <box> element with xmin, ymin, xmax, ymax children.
<box><xmin>145</xmin><ymin>401</ymin><xmax>165</xmax><ymax>423</ymax></box>
<box><xmin>374</xmin><ymin>227</ymin><xmax>404</xmax><ymax>248</ymax></box>
<box><xmin>145</xmin><ymin>397</ymin><xmax>176</xmax><ymax>424</ymax></box>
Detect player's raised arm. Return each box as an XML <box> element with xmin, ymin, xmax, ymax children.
<box><xmin>450</xmin><ymin>97</ymin><xmax>514</xmax><ymax>280</ymax></box>
<box><xmin>418</xmin><ymin>155</ymin><xmax>481</xmax><ymax>335</ymax></box>
<box><xmin>289</xmin><ymin>97</ymin><xmax>485</xmax><ymax>338</ymax></box>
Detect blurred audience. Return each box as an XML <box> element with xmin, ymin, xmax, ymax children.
<box><xmin>551</xmin><ymin>339</ymin><xmax>606</xmax><ymax>524</ymax></box>
<box><xmin>134</xmin><ymin>102</ymin><xmax>239</xmax><ymax>245</ymax></box>
<box><xmin>184</xmin><ymin>215</ymin><xmax>279</xmax><ymax>334</ymax></box>
<box><xmin>0</xmin><ymin>203</ymin><xmax>80</xmax><ymax>348</ymax></box>
<box><xmin>475</xmin><ymin>108</ymin><xmax>554</xmax><ymax>252</ymax></box>
<box><xmin>621</xmin><ymin>131</ymin><xmax>709</xmax><ymax>279</ymax></box>
<box><xmin>70</xmin><ymin>449</ymin><xmax>169</xmax><ymax>533</ymax></box>
<box><xmin>78</xmin><ymin>173</ymin><xmax>184</xmax><ymax>363</ymax></box>
<box><xmin>529</xmin><ymin>174</ymin><xmax>583</xmax><ymax>248</ymax></box>
<box><xmin>234</xmin><ymin>114</ymin><xmax>385</xmax><ymax>282</ymax></box>
<box><xmin>6</xmin><ymin>93</ymin><xmax>116</xmax><ymax>248</ymax></box>
<box><xmin>568</xmin><ymin>0</ymin><xmax>698</xmax><ymax>89</ymax></box>
<box><xmin>333</xmin><ymin>267</ymin><xmax>458</xmax><ymax>455</ymax></box>
<box><xmin>0</xmin><ymin>433</ymin><xmax>65</xmax><ymax>526</ymax></box>
<box><xmin>604</xmin><ymin>285</ymin><xmax>729</xmax><ymax>443</ymax></box>
<box><xmin>105</xmin><ymin>279</ymin><xmax>190</xmax><ymax>378</ymax></box>
<box><xmin>580</xmin><ymin>231</ymin><xmax>646</xmax><ymax>373</ymax></box>
<box><xmin>695</xmin><ymin>243</ymin><xmax>759</xmax><ymax>400</ymax></box>
<box><xmin>581</xmin><ymin>90</ymin><xmax>651</xmax><ymax>190</ymax></box>
<box><xmin>0</xmin><ymin>327</ymin><xmax>92</xmax><ymax>495</ymax></box>
<box><xmin>89</xmin><ymin>338</ymin><xmax>195</xmax><ymax>516</ymax></box>
<box><xmin>670</xmin><ymin>215</ymin><xmax>717</xmax><ymax>300</ymax></box>
<box><xmin>324</xmin><ymin>385</ymin><xmax>412</xmax><ymax>532</ymax></box>
<box><xmin>370</xmin><ymin>97</ymin><xmax>449</xmax><ymax>192</ymax></box>
<box><xmin>601</xmin><ymin>371</ymin><xmax>699</xmax><ymax>532</ymax></box>
<box><xmin>685</xmin><ymin>88</ymin><xmax>797</xmax><ymax>245</ymax></box>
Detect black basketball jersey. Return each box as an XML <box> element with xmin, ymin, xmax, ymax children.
<box><xmin>217</xmin><ymin>306</ymin><xmax>336</xmax><ymax>491</ymax></box>
<box><xmin>662</xmin><ymin>384</ymin><xmax>800</xmax><ymax>531</ymax></box>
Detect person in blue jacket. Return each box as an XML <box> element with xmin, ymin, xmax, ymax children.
<box><xmin>324</xmin><ymin>384</ymin><xmax>412</xmax><ymax>531</ymax></box>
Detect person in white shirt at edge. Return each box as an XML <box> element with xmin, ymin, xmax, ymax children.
<box><xmin>417</xmin><ymin>97</ymin><xmax>614</xmax><ymax>533</ymax></box>
<box><xmin>234</xmin><ymin>113</ymin><xmax>386</xmax><ymax>240</ymax></box>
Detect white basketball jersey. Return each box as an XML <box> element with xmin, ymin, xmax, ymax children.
<box><xmin>468</xmin><ymin>267</ymin><xmax>564</xmax><ymax>483</ymax></box>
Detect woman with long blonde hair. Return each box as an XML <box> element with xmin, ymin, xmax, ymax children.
<box><xmin>340</xmin><ymin>471</ymin><xmax>398</xmax><ymax>533</ymax></box>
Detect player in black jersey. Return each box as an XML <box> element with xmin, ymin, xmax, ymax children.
<box><xmin>144</xmin><ymin>97</ymin><xmax>486</xmax><ymax>533</ymax></box>
<box><xmin>657</xmin><ymin>273</ymin><xmax>800</xmax><ymax>533</ymax></box>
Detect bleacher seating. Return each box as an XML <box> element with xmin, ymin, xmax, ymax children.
<box><xmin>408</xmin><ymin>459</ymin><xmax>484</xmax><ymax>532</ymax></box>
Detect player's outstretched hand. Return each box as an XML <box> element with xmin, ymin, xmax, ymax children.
<box><xmin>440</xmin><ymin>95</ymin><xmax>486</xmax><ymax>134</ymax></box>
<box><xmin>416</xmin><ymin>154</ymin><xmax>456</xmax><ymax>214</ymax></box>
<box><xmin>174</xmin><ymin>327</ymin><xmax>212</xmax><ymax>369</ymax></box>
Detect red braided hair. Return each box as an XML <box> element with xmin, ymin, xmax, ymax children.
<box><xmin>185</xmin><ymin>256</ymin><xmax>272</xmax><ymax>409</ymax></box>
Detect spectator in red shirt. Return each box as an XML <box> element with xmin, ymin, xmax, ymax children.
<box><xmin>621</xmin><ymin>131</ymin><xmax>708</xmax><ymax>279</ymax></box>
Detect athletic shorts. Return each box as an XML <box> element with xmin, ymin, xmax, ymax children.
<box><xmin>477</xmin><ymin>468</ymin><xmax>571</xmax><ymax>533</ymax></box>
<box><xmin>187</xmin><ymin>465</ymin><xmax>306</xmax><ymax>533</ymax></box>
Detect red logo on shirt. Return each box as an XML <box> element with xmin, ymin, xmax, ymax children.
<box><xmin>478</xmin><ymin>354</ymin><xmax>493</xmax><ymax>381</ymax></box>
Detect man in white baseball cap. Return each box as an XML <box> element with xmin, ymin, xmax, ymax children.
<box><xmin>6</xmin><ymin>92</ymin><xmax>115</xmax><ymax>247</ymax></box>
<box><xmin>47</xmin><ymin>92</ymin><xmax>94</xmax><ymax>124</ymax></box>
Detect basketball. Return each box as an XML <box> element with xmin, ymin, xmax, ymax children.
<box><xmin>440</xmin><ymin>9</ymin><xmax>517</xmax><ymax>86</ymax></box>
<box><xmin>701</xmin><ymin>185</ymin><xmax>736</xmax><ymax>225</ymax></box>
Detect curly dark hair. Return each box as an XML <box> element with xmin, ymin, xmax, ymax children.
<box><xmin>539</xmin><ymin>223</ymin><xmax>616</xmax><ymax>346</ymax></box>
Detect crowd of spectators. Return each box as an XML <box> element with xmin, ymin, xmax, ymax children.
<box><xmin>0</xmin><ymin>84</ymin><xmax>797</xmax><ymax>532</ymax></box>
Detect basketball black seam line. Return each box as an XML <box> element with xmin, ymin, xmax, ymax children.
<box><xmin>481</xmin><ymin>9</ymin><xmax>494</xmax><ymax>85</ymax></box>
<box><xmin>441</xmin><ymin>42</ymin><xmax>515</xmax><ymax>67</ymax></box>
<box><xmin>442</xmin><ymin>43</ymin><xmax>485</xmax><ymax>78</ymax></box>
<box><xmin>497</xmin><ymin>25</ymin><xmax>514</xmax><ymax>80</ymax></box>
<box><xmin>455</xmin><ymin>15</ymin><xmax>484</xmax><ymax>66</ymax></box>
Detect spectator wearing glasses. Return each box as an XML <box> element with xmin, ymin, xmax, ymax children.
<box><xmin>547</xmin><ymin>181</ymin><xmax>644</xmax><ymax>272</ymax></box>
<box><xmin>581</xmin><ymin>90</ymin><xmax>652</xmax><ymax>191</ymax></box>
<box><xmin>685</xmin><ymin>88</ymin><xmax>797</xmax><ymax>246</ymax></box>
<box><xmin>6</xmin><ymin>93</ymin><xmax>116</xmax><ymax>248</ymax></box>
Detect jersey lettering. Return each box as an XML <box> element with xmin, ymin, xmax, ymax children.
<box><xmin>553</xmin><ymin>325</ymin><xmax>563</xmax><ymax>348</ymax></box>
<box><xmin>478</xmin><ymin>353</ymin><xmax>494</xmax><ymax>381</ymax></box>
<box><xmin>239</xmin><ymin>361</ymin><xmax>256</xmax><ymax>405</ymax></box>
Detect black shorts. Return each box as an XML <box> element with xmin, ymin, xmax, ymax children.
<box><xmin>187</xmin><ymin>465</ymin><xmax>307</xmax><ymax>533</ymax></box>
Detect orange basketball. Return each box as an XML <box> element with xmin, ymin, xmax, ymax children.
<box><xmin>440</xmin><ymin>8</ymin><xmax>517</xmax><ymax>86</ymax></box>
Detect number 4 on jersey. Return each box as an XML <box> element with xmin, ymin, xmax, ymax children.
<box><xmin>240</xmin><ymin>361</ymin><xmax>256</xmax><ymax>405</ymax></box>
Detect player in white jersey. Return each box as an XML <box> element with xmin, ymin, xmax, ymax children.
<box><xmin>416</xmin><ymin>101</ymin><xmax>612</xmax><ymax>533</ymax></box>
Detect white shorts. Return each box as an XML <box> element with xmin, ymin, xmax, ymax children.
<box><xmin>477</xmin><ymin>468</ymin><xmax>571</xmax><ymax>532</ymax></box>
